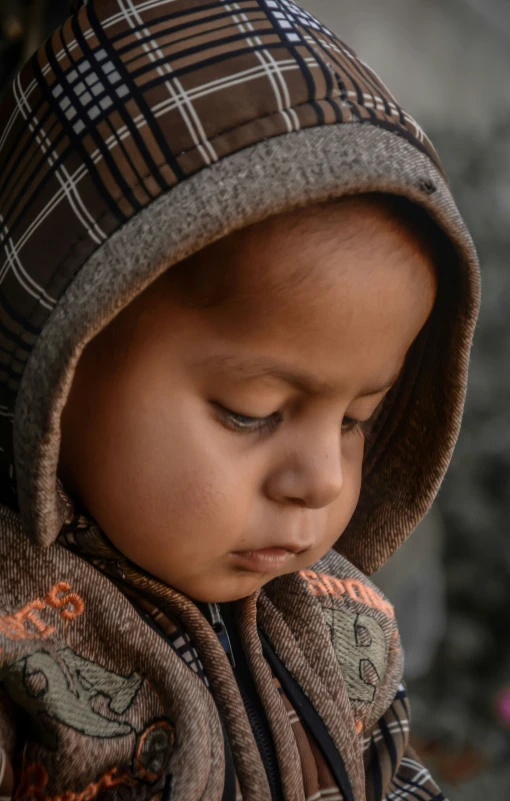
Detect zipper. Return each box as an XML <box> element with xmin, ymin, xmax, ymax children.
<box><xmin>259</xmin><ymin>630</ymin><xmax>356</xmax><ymax>801</ymax></box>
<box><xmin>207</xmin><ymin>602</ymin><xmax>236</xmax><ymax>668</ymax></box>
<box><xmin>205</xmin><ymin>603</ymin><xmax>283</xmax><ymax>801</ymax></box>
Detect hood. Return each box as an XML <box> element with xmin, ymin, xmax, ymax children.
<box><xmin>0</xmin><ymin>0</ymin><xmax>480</xmax><ymax>574</ymax></box>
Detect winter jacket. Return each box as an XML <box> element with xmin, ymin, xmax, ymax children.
<box><xmin>0</xmin><ymin>1</ymin><xmax>480</xmax><ymax>800</ymax></box>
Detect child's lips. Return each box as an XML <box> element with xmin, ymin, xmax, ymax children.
<box><xmin>229</xmin><ymin>547</ymin><xmax>296</xmax><ymax>572</ymax></box>
<box><xmin>230</xmin><ymin>543</ymin><xmax>309</xmax><ymax>573</ymax></box>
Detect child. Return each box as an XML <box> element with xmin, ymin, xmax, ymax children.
<box><xmin>0</xmin><ymin>1</ymin><xmax>480</xmax><ymax>799</ymax></box>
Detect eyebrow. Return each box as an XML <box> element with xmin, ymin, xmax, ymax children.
<box><xmin>200</xmin><ymin>353</ymin><xmax>400</xmax><ymax>398</ymax></box>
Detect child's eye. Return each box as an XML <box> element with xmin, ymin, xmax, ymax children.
<box><xmin>214</xmin><ymin>404</ymin><xmax>282</xmax><ymax>435</ymax></box>
<box><xmin>341</xmin><ymin>416</ymin><xmax>370</xmax><ymax>437</ymax></box>
<box><xmin>214</xmin><ymin>404</ymin><xmax>371</xmax><ymax>439</ymax></box>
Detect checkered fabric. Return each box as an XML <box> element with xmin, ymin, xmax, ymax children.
<box><xmin>123</xmin><ymin>594</ymin><xmax>212</xmax><ymax>688</ymax></box>
<box><xmin>259</xmin><ymin>678</ymin><xmax>446</xmax><ymax>801</ymax></box>
<box><xmin>363</xmin><ymin>685</ymin><xmax>445</xmax><ymax>801</ymax></box>
<box><xmin>0</xmin><ymin>0</ymin><xmax>441</xmax><ymax>503</ymax></box>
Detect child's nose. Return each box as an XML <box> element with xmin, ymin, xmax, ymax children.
<box><xmin>264</xmin><ymin>431</ymin><xmax>344</xmax><ymax>510</ymax></box>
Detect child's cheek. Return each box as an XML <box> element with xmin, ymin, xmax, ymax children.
<box><xmin>338</xmin><ymin>434</ymin><xmax>365</xmax><ymax>522</ymax></box>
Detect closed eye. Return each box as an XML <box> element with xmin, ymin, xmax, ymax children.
<box><xmin>342</xmin><ymin>416</ymin><xmax>371</xmax><ymax>437</ymax></box>
<box><xmin>213</xmin><ymin>404</ymin><xmax>282</xmax><ymax>435</ymax></box>
<box><xmin>213</xmin><ymin>403</ymin><xmax>374</xmax><ymax>439</ymax></box>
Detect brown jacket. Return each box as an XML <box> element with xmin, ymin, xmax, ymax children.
<box><xmin>0</xmin><ymin>1</ymin><xmax>480</xmax><ymax>799</ymax></box>
<box><xmin>1</xmin><ymin>496</ymin><xmax>440</xmax><ymax>801</ymax></box>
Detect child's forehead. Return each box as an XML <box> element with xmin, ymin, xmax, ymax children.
<box><xmin>171</xmin><ymin>194</ymin><xmax>438</xmax><ymax>316</ymax></box>
<box><xmin>222</xmin><ymin>195</ymin><xmax>407</xmax><ymax>255</ymax></box>
<box><xmin>189</xmin><ymin>348</ymin><xmax>402</xmax><ymax>399</ymax></box>
<box><xmin>168</xmin><ymin>193</ymin><xmax>438</xmax><ymax>315</ymax></box>
<box><xmin>145</xmin><ymin>199</ymin><xmax>436</xmax><ymax>408</ymax></box>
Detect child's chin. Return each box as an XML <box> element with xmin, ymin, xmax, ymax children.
<box><xmin>185</xmin><ymin>571</ymin><xmax>275</xmax><ymax>604</ymax></box>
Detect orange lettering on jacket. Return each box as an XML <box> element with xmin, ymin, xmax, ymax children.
<box><xmin>0</xmin><ymin>599</ymin><xmax>54</xmax><ymax>641</ymax></box>
<box><xmin>14</xmin><ymin>763</ymin><xmax>136</xmax><ymax>801</ymax></box>
<box><xmin>45</xmin><ymin>581</ymin><xmax>85</xmax><ymax>621</ymax></box>
<box><xmin>299</xmin><ymin>569</ymin><xmax>394</xmax><ymax>619</ymax></box>
<box><xmin>0</xmin><ymin>582</ymin><xmax>85</xmax><ymax>645</ymax></box>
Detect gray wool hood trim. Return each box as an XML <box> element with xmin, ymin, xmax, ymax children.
<box><xmin>14</xmin><ymin>124</ymin><xmax>480</xmax><ymax>574</ymax></box>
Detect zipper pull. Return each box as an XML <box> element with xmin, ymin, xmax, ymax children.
<box><xmin>208</xmin><ymin>603</ymin><xmax>236</xmax><ymax>669</ymax></box>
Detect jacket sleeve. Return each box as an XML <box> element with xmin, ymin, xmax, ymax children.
<box><xmin>363</xmin><ymin>684</ymin><xmax>447</xmax><ymax>801</ymax></box>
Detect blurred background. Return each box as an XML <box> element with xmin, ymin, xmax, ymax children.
<box><xmin>305</xmin><ymin>4</ymin><xmax>510</xmax><ymax>798</ymax></box>
<box><xmin>1</xmin><ymin>1</ymin><xmax>509</xmax><ymax>798</ymax></box>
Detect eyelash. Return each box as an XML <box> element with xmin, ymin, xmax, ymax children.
<box><xmin>215</xmin><ymin>405</ymin><xmax>282</xmax><ymax>435</ymax></box>
<box><xmin>342</xmin><ymin>418</ymin><xmax>369</xmax><ymax>437</ymax></box>
<box><xmin>214</xmin><ymin>404</ymin><xmax>370</xmax><ymax>438</ymax></box>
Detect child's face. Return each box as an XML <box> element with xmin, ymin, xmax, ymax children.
<box><xmin>59</xmin><ymin>197</ymin><xmax>436</xmax><ymax>602</ymax></box>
